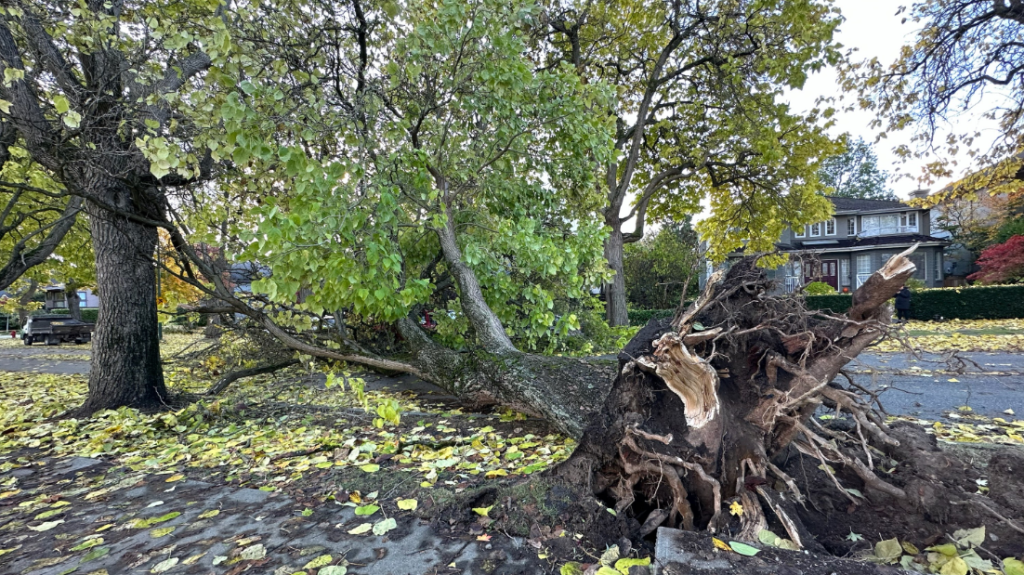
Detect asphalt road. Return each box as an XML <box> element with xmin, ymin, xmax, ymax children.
<box><xmin>844</xmin><ymin>351</ymin><xmax>1024</xmax><ymax>419</ymax></box>
<box><xmin>2</xmin><ymin>344</ymin><xmax>1022</xmax><ymax>419</ymax></box>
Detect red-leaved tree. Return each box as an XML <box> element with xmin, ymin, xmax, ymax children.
<box><xmin>968</xmin><ymin>235</ymin><xmax>1024</xmax><ymax>284</ymax></box>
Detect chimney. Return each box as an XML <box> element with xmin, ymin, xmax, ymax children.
<box><xmin>909</xmin><ymin>188</ymin><xmax>930</xmax><ymax>200</ymax></box>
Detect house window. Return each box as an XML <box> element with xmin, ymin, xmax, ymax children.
<box><xmin>935</xmin><ymin>252</ymin><xmax>942</xmax><ymax>281</ymax></box>
<box><xmin>909</xmin><ymin>212</ymin><xmax>917</xmax><ymax>227</ymax></box>
<box><xmin>825</xmin><ymin>218</ymin><xmax>836</xmax><ymax>235</ymax></box>
<box><xmin>847</xmin><ymin>218</ymin><xmax>856</xmax><ymax>235</ymax></box>
<box><xmin>899</xmin><ymin>211</ymin><xmax>919</xmax><ymax>231</ymax></box>
<box><xmin>77</xmin><ymin>291</ymin><xmax>87</xmax><ymax>302</ymax></box>
<box><xmin>795</xmin><ymin>225</ymin><xmax>806</xmax><ymax>238</ymax></box>
<box><xmin>840</xmin><ymin>259</ymin><xmax>850</xmax><ymax>286</ymax></box>
<box><xmin>856</xmin><ymin>255</ymin><xmax>873</xmax><ymax>288</ymax></box>
<box><xmin>810</xmin><ymin>222</ymin><xmax>821</xmax><ymax>237</ymax></box>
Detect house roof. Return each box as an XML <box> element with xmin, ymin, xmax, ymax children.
<box><xmin>826</xmin><ymin>196</ymin><xmax>909</xmax><ymax>212</ymax></box>
<box><xmin>779</xmin><ymin>234</ymin><xmax>949</xmax><ymax>252</ymax></box>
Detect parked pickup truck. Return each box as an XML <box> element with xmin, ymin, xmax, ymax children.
<box><xmin>22</xmin><ymin>315</ymin><xmax>94</xmax><ymax>345</ymax></box>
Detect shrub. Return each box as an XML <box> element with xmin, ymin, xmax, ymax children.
<box><xmin>627</xmin><ymin>304</ymin><xmax>693</xmax><ymax>326</ymax></box>
<box><xmin>803</xmin><ymin>294</ymin><xmax>852</xmax><ymax>314</ymax></box>
<box><xmin>48</xmin><ymin>308</ymin><xmax>99</xmax><ymax>323</ymax></box>
<box><xmin>804</xmin><ymin>282</ymin><xmax>835</xmax><ymax>296</ymax></box>
<box><xmin>968</xmin><ymin>235</ymin><xmax>1024</xmax><ymax>284</ymax></box>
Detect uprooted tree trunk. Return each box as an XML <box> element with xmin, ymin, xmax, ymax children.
<box><xmin>554</xmin><ymin>247</ymin><xmax>927</xmax><ymax>544</ymax></box>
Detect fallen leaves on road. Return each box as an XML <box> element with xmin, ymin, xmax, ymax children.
<box><xmin>875</xmin><ymin>319</ymin><xmax>1024</xmax><ymax>353</ymax></box>
<box><xmin>889</xmin><ymin>413</ymin><xmax>1024</xmax><ymax>445</ymax></box>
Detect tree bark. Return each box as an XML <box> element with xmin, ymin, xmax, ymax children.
<box><xmin>603</xmin><ymin>223</ymin><xmax>630</xmax><ymax>327</ymax></box>
<box><xmin>435</xmin><ymin>217</ymin><xmax>517</xmax><ymax>354</ymax></box>
<box><xmin>64</xmin><ymin>280</ymin><xmax>81</xmax><ymax>321</ymax></box>
<box><xmin>77</xmin><ymin>201</ymin><xmax>167</xmax><ymax>414</ymax></box>
<box><xmin>555</xmin><ymin>251</ymin><xmax>921</xmax><ymax>540</ymax></box>
<box><xmin>16</xmin><ymin>278</ymin><xmax>38</xmax><ymax>326</ymax></box>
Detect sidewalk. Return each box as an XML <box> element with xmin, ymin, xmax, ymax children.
<box><xmin>0</xmin><ymin>456</ymin><xmax>536</xmax><ymax>575</ymax></box>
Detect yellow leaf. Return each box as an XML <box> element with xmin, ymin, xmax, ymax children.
<box><xmin>473</xmin><ymin>506</ymin><xmax>492</xmax><ymax>517</ymax></box>
<box><xmin>712</xmin><ymin>538</ymin><xmax>733</xmax><ymax>552</ymax></box>
<box><xmin>165</xmin><ymin>474</ymin><xmax>185</xmax><ymax>483</ymax></box>
<box><xmin>729</xmin><ymin>501</ymin><xmax>743</xmax><ymax>517</ymax></box>
<box><xmin>397</xmin><ymin>499</ymin><xmax>417</xmax><ymax>511</ymax></box>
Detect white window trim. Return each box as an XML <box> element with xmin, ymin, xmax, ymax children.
<box><xmin>795</xmin><ymin>225</ymin><xmax>806</xmax><ymax>238</ymax></box>
<box><xmin>935</xmin><ymin>252</ymin><xmax>942</xmax><ymax>281</ymax></box>
<box><xmin>847</xmin><ymin>218</ymin><xmax>856</xmax><ymax>236</ymax></box>
<box><xmin>810</xmin><ymin>222</ymin><xmax>821</xmax><ymax>237</ymax></box>
<box><xmin>825</xmin><ymin>218</ymin><xmax>836</xmax><ymax>236</ymax></box>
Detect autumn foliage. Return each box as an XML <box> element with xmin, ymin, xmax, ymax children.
<box><xmin>968</xmin><ymin>235</ymin><xmax>1024</xmax><ymax>284</ymax></box>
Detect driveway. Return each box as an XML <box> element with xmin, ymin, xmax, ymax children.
<box><xmin>0</xmin><ymin>344</ymin><xmax>90</xmax><ymax>375</ymax></box>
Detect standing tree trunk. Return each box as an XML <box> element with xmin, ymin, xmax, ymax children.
<box><xmin>64</xmin><ymin>280</ymin><xmax>81</xmax><ymax>321</ymax></box>
<box><xmin>77</xmin><ymin>199</ymin><xmax>167</xmax><ymax>414</ymax></box>
<box><xmin>603</xmin><ymin>222</ymin><xmax>630</xmax><ymax>327</ymax></box>
<box><xmin>556</xmin><ymin>249</ymin><xmax>923</xmax><ymax>541</ymax></box>
<box><xmin>16</xmin><ymin>278</ymin><xmax>38</xmax><ymax>326</ymax></box>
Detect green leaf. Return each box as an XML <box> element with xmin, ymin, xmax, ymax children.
<box><xmin>926</xmin><ymin>543</ymin><xmax>959</xmax><ymax>558</ymax></box>
<box><xmin>70</xmin><ymin>538</ymin><xmax>103</xmax><ymax>551</ymax></box>
<box><xmin>354</xmin><ymin>505</ymin><xmax>379</xmax><ymax>516</ymax></box>
<box><xmin>939</xmin><ymin>557</ymin><xmax>968</xmax><ymax>575</ymax></box>
<box><xmin>560</xmin><ymin>562</ymin><xmax>584</xmax><ymax>575</ymax></box>
<box><xmin>952</xmin><ymin>526</ymin><xmax>984</xmax><ymax>548</ymax></box>
<box><xmin>150</xmin><ymin>526</ymin><xmax>175</xmax><ymax>538</ymax></box>
<box><xmin>874</xmin><ymin>538</ymin><xmax>903</xmax><ymax>564</ymax></box>
<box><xmin>303</xmin><ymin>555</ymin><xmax>332</xmax><ymax>570</ymax></box>
<box><xmin>239</xmin><ymin>544</ymin><xmax>266</xmax><ymax>560</ymax></box>
<box><xmin>347</xmin><ymin>523</ymin><xmax>372</xmax><ymax>535</ymax></box>
<box><xmin>614</xmin><ymin>557</ymin><xmax>651</xmax><ymax>573</ymax></box>
<box><xmin>359</xmin><ymin>464</ymin><xmax>380</xmax><ymax>473</ymax></box>
<box><xmin>63</xmin><ymin>110</ymin><xmax>82</xmax><ymax>129</ymax></box>
<box><xmin>372</xmin><ymin>517</ymin><xmax>397</xmax><ymax>536</ymax></box>
<box><xmin>1004</xmin><ymin>558</ymin><xmax>1024</xmax><ymax>575</ymax></box>
<box><xmin>758</xmin><ymin>529</ymin><xmax>780</xmax><ymax>547</ymax></box>
<box><xmin>728</xmin><ymin>542</ymin><xmax>760</xmax><ymax>556</ymax></box>
<box><xmin>53</xmin><ymin>95</ymin><xmax>70</xmax><ymax>114</ymax></box>
<box><xmin>318</xmin><ymin>567</ymin><xmax>347</xmax><ymax>575</ymax></box>
<box><xmin>80</xmin><ymin>547</ymin><xmax>110</xmax><ymax>563</ymax></box>
<box><xmin>151</xmin><ymin>557</ymin><xmax>178</xmax><ymax>573</ymax></box>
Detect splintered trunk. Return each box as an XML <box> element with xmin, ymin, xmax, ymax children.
<box><xmin>556</xmin><ymin>249</ymin><xmax>921</xmax><ymax>542</ymax></box>
<box><xmin>78</xmin><ymin>201</ymin><xmax>166</xmax><ymax>414</ymax></box>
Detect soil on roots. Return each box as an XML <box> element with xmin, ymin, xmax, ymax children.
<box><xmin>778</xmin><ymin>423</ymin><xmax>1024</xmax><ymax>559</ymax></box>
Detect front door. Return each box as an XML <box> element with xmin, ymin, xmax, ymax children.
<box><xmin>820</xmin><ymin>259</ymin><xmax>839</xmax><ymax>290</ymax></box>
<box><xmin>804</xmin><ymin>259</ymin><xmax>839</xmax><ymax>291</ymax></box>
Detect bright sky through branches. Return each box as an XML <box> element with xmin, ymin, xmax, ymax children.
<box><xmin>787</xmin><ymin>0</ymin><xmax>1012</xmax><ymax>199</ymax></box>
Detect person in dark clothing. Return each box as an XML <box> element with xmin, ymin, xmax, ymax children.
<box><xmin>894</xmin><ymin>286</ymin><xmax>911</xmax><ymax>322</ymax></box>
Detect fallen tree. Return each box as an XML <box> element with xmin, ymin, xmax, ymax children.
<box><xmin>551</xmin><ymin>247</ymin><xmax>1024</xmax><ymax>552</ymax></box>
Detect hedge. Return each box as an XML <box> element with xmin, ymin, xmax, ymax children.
<box><xmin>627</xmin><ymin>302</ymin><xmax>695</xmax><ymax>326</ymax></box>
<box><xmin>47</xmin><ymin>308</ymin><xmax>100</xmax><ymax>323</ymax></box>
<box><xmin>628</xmin><ymin>309</ymin><xmax>674</xmax><ymax>325</ymax></box>
<box><xmin>805</xmin><ymin>285</ymin><xmax>1024</xmax><ymax>320</ymax></box>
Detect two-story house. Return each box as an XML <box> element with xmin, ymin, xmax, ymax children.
<box><xmin>768</xmin><ymin>197</ymin><xmax>950</xmax><ymax>293</ymax></box>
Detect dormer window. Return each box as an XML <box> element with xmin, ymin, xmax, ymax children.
<box><xmin>900</xmin><ymin>212</ymin><xmax>917</xmax><ymax>227</ymax></box>
<box><xmin>847</xmin><ymin>218</ymin><xmax>857</xmax><ymax>235</ymax></box>
<box><xmin>810</xmin><ymin>222</ymin><xmax>821</xmax><ymax>237</ymax></box>
<box><xmin>825</xmin><ymin>218</ymin><xmax>836</xmax><ymax>235</ymax></box>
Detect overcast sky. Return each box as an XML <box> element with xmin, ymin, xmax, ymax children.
<box><xmin>788</xmin><ymin>0</ymin><xmax>1004</xmax><ymax>199</ymax></box>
